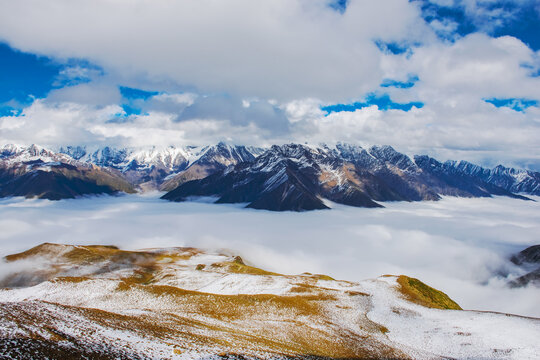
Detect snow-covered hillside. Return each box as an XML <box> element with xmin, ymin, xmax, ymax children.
<box><xmin>0</xmin><ymin>243</ymin><xmax>538</xmax><ymax>359</ymax></box>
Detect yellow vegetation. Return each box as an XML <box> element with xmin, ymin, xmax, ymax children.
<box><xmin>396</xmin><ymin>275</ymin><xmax>462</xmax><ymax>310</ymax></box>
<box><xmin>210</xmin><ymin>261</ymin><xmax>282</xmax><ymax>277</ymax></box>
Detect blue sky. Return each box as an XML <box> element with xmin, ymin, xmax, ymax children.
<box><xmin>0</xmin><ymin>44</ymin><xmax>60</xmax><ymax>107</ymax></box>
<box><xmin>0</xmin><ymin>0</ymin><xmax>539</xmax><ymax>169</ymax></box>
<box><xmin>414</xmin><ymin>0</ymin><xmax>540</xmax><ymax>50</ymax></box>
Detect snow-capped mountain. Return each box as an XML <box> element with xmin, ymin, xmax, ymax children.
<box><xmin>160</xmin><ymin>142</ymin><xmax>263</xmax><ymax>191</ymax></box>
<box><xmin>445</xmin><ymin>160</ymin><xmax>540</xmax><ymax>196</ymax></box>
<box><xmin>59</xmin><ymin>145</ymin><xmax>192</xmax><ymax>171</ymax></box>
<box><xmin>162</xmin><ymin>143</ymin><xmax>382</xmax><ymax>211</ymax></box>
<box><xmin>2</xmin><ymin>142</ymin><xmax>540</xmax><ymax>205</ymax></box>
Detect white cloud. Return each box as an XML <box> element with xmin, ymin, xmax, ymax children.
<box><xmin>409</xmin><ymin>34</ymin><xmax>540</xmax><ymax>100</ymax></box>
<box><xmin>0</xmin><ymin>100</ymin><xmax>124</xmax><ymax>147</ymax></box>
<box><xmin>46</xmin><ymin>82</ymin><xmax>122</xmax><ymax>106</ymax></box>
<box><xmin>0</xmin><ymin>0</ymin><xmax>429</xmax><ymax>101</ymax></box>
<box><xmin>152</xmin><ymin>93</ymin><xmax>197</xmax><ymax>106</ymax></box>
<box><xmin>0</xmin><ymin>96</ymin><xmax>288</xmax><ymax>148</ymax></box>
<box><xmin>459</xmin><ymin>0</ymin><xmax>531</xmax><ymax>32</ymax></box>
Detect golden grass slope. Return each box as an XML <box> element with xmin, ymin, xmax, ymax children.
<box><xmin>2</xmin><ymin>243</ymin><xmax>537</xmax><ymax>359</ymax></box>
<box><xmin>396</xmin><ymin>275</ymin><xmax>462</xmax><ymax>310</ymax></box>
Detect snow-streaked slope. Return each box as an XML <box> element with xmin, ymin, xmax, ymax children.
<box><xmin>60</xmin><ymin>145</ymin><xmax>194</xmax><ymax>172</ymax></box>
<box><xmin>1</xmin><ymin>243</ymin><xmax>539</xmax><ymax>359</ymax></box>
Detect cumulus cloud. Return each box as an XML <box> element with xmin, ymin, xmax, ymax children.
<box><xmin>408</xmin><ymin>34</ymin><xmax>540</xmax><ymax>100</ymax></box>
<box><xmin>0</xmin><ymin>0</ymin><xmax>429</xmax><ymax>101</ymax></box>
<box><xmin>0</xmin><ymin>194</ymin><xmax>539</xmax><ymax>317</ymax></box>
<box><xmin>46</xmin><ymin>82</ymin><xmax>122</xmax><ymax>106</ymax></box>
<box><xmin>0</xmin><ymin>94</ymin><xmax>292</xmax><ymax>148</ymax></box>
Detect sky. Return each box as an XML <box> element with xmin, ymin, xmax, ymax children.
<box><xmin>0</xmin><ymin>0</ymin><xmax>540</xmax><ymax>169</ymax></box>
<box><xmin>1</xmin><ymin>194</ymin><xmax>539</xmax><ymax>317</ymax></box>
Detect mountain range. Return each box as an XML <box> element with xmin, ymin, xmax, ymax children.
<box><xmin>1</xmin><ymin>142</ymin><xmax>539</xmax><ymax>209</ymax></box>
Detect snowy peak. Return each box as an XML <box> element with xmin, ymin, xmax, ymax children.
<box><xmin>333</xmin><ymin>143</ymin><xmax>374</xmax><ymax>165</ymax></box>
<box><xmin>1</xmin><ymin>144</ymin><xmax>77</xmax><ymax>166</ymax></box>
<box><xmin>254</xmin><ymin>144</ymin><xmax>326</xmax><ymax>172</ymax></box>
<box><xmin>195</xmin><ymin>142</ymin><xmax>259</xmax><ymax>167</ymax></box>
<box><xmin>368</xmin><ymin>145</ymin><xmax>417</xmax><ymax>172</ymax></box>
<box><xmin>59</xmin><ymin>142</ymin><xmax>263</xmax><ymax>175</ymax></box>
<box><xmin>0</xmin><ymin>145</ymin><xmax>135</xmax><ymax>200</ymax></box>
<box><xmin>163</xmin><ymin>144</ymin><xmax>537</xmax><ymax>211</ymax></box>
<box><xmin>59</xmin><ymin>145</ymin><xmax>191</xmax><ymax>172</ymax></box>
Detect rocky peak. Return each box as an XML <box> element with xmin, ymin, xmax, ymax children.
<box><xmin>369</xmin><ymin>145</ymin><xmax>417</xmax><ymax>171</ymax></box>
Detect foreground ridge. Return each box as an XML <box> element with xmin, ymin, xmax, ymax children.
<box><xmin>1</xmin><ymin>243</ymin><xmax>539</xmax><ymax>359</ymax></box>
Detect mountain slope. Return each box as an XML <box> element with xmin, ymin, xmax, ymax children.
<box><xmin>446</xmin><ymin>160</ymin><xmax>540</xmax><ymax>196</ymax></box>
<box><xmin>414</xmin><ymin>155</ymin><xmax>530</xmax><ymax>200</ymax></box>
<box><xmin>1</xmin><ymin>243</ymin><xmax>538</xmax><ymax>360</ymax></box>
<box><xmin>510</xmin><ymin>244</ymin><xmax>540</xmax><ymax>287</ymax></box>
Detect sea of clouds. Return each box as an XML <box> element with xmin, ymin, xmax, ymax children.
<box><xmin>0</xmin><ymin>193</ymin><xmax>539</xmax><ymax>317</ymax></box>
